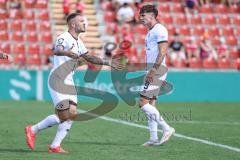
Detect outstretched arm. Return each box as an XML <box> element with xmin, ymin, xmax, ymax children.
<box><xmin>80</xmin><ymin>53</ymin><xmax>125</xmax><ymax>70</ymax></box>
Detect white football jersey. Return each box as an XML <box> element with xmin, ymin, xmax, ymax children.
<box><xmin>51</xmin><ymin>31</ymin><xmax>88</xmax><ymax>80</ymax></box>
<box><xmin>145</xmin><ymin>23</ymin><xmax>168</xmax><ymax>70</ymax></box>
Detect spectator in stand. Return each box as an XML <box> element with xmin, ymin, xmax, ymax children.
<box><xmin>199</xmin><ymin>32</ymin><xmax>218</xmax><ymax>60</ymax></box>
<box><xmin>76</xmin><ymin>0</ymin><xmax>85</xmax><ymax>14</ymax></box>
<box><xmin>184</xmin><ymin>0</ymin><xmax>199</xmax><ymax>16</ymax></box>
<box><xmin>217</xmin><ymin>36</ymin><xmax>229</xmax><ymax>59</ymax></box>
<box><xmin>169</xmin><ymin>33</ymin><xmax>186</xmax><ymax>63</ymax></box>
<box><xmin>116</xmin><ymin>3</ymin><xmax>135</xmax><ymax>23</ymax></box>
<box><xmin>7</xmin><ymin>0</ymin><xmax>21</xmax><ymax>10</ymax></box>
<box><xmin>63</xmin><ymin>0</ymin><xmax>71</xmax><ymax>19</ymax></box>
<box><xmin>199</xmin><ymin>0</ymin><xmax>210</xmax><ymax>6</ymax></box>
<box><xmin>113</xmin><ymin>0</ymin><xmax>133</xmax><ymax>9</ymax></box>
<box><xmin>186</xmin><ymin>36</ymin><xmax>199</xmax><ymax>58</ymax></box>
<box><xmin>122</xmin><ymin>24</ymin><xmax>134</xmax><ymax>42</ymax></box>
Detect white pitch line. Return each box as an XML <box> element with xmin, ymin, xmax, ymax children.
<box><xmin>78</xmin><ymin>109</ymin><xmax>240</xmax><ymax>153</ymax></box>
<box><xmin>169</xmin><ymin>121</ymin><xmax>240</xmax><ymax>126</ymax></box>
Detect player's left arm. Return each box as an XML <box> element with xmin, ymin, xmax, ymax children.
<box><xmin>145</xmin><ymin>42</ymin><xmax>168</xmax><ymax>83</ymax></box>
<box><xmin>80</xmin><ymin>53</ymin><xmax>125</xmax><ymax>70</ymax></box>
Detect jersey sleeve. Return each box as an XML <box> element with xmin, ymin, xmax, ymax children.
<box><xmin>79</xmin><ymin>41</ymin><xmax>88</xmax><ymax>55</ymax></box>
<box><xmin>156</xmin><ymin>25</ymin><xmax>168</xmax><ymax>43</ymax></box>
<box><xmin>54</xmin><ymin>36</ymin><xmax>68</xmax><ymax>51</ymax></box>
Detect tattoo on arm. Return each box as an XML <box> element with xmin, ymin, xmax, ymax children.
<box><xmin>152</xmin><ymin>42</ymin><xmax>168</xmax><ymax>70</ymax></box>
<box><xmin>81</xmin><ymin>54</ymin><xmax>109</xmax><ymax>66</ymax></box>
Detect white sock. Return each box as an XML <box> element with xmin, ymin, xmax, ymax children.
<box><xmin>50</xmin><ymin>120</ymin><xmax>73</xmax><ymax>148</ymax></box>
<box><xmin>141</xmin><ymin>103</ymin><xmax>158</xmax><ymax>140</ymax></box>
<box><xmin>31</xmin><ymin>114</ymin><xmax>60</xmax><ymax>134</ymax></box>
<box><xmin>142</xmin><ymin>103</ymin><xmax>171</xmax><ymax>135</ymax></box>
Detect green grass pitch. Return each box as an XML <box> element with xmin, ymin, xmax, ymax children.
<box><xmin>0</xmin><ymin>101</ymin><xmax>240</xmax><ymax>160</ymax></box>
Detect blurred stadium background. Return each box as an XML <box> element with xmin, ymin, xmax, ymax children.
<box><xmin>0</xmin><ymin>0</ymin><xmax>240</xmax><ymax>159</ymax></box>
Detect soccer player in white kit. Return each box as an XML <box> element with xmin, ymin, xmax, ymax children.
<box><xmin>138</xmin><ymin>5</ymin><xmax>175</xmax><ymax>146</ymax></box>
<box><xmin>24</xmin><ymin>13</ymin><xmax>123</xmax><ymax>153</ymax></box>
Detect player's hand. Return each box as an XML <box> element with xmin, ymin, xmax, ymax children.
<box><xmin>145</xmin><ymin>68</ymin><xmax>156</xmax><ymax>83</ymax></box>
<box><xmin>110</xmin><ymin>56</ymin><xmax>126</xmax><ymax>70</ymax></box>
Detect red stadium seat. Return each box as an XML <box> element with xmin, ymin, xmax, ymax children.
<box><xmin>9</xmin><ymin>9</ymin><xmax>22</xmax><ymax>19</ymax></box>
<box><xmin>42</xmin><ymin>45</ymin><xmax>53</xmax><ymax>56</ymax></box>
<box><xmin>27</xmin><ymin>54</ymin><xmax>41</xmax><ymax>65</ymax></box>
<box><xmin>105</xmin><ymin>22</ymin><xmax>118</xmax><ymax>34</ymax></box>
<box><xmin>222</xmin><ymin>26</ymin><xmax>234</xmax><ymax>37</ymax></box>
<box><xmin>229</xmin><ymin>47</ymin><xmax>239</xmax><ymax>59</ymax></box>
<box><xmin>12</xmin><ymin>43</ymin><xmax>25</xmax><ymax>54</ymax></box>
<box><xmin>26</xmin><ymin>32</ymin><xmax>38</xmax><ymax>42</ymax></box>
<box><xmin>211</xmin><ymin>37</ymin><xmax>220</xmax><ymax>46</ymax></box>
<box><xmin>0</xmin><ymin>20</ymin><xmax>7</xmax><ymax>30</ymax></box>
<box><xmin>172</xmin><ymin>3</ymin><xmax>184</xmax><ymax>13</ymax></box>
<box><xmin>35</xmin><ymin>0</ymin><xmax>48</xmax><ymax>9</ymax></box>
<box><xmin>218</xmin><ymin>15</ymin><xmax>230</xmax><ymax>25</ymax></box>
<box><xmin>23</xmin><ymin>0</ymin><xmax>36</xmax><ymax>8</ymax></box>
<box><xmin>189</xmin><ymin>15</ymin><xmax>202</xmax><ymax>25</ymax></box>
<box><xmin>23</xmin><ymin>9</ymin><xmax>35</xmax><ymax>20</ymax></box>
<box><xmin>172</xmin><ymin>59</ymin><xmax>186</xmax><ymax>68</ymax></box>
<box><xmin>27</xmin><ymin>44</ymin><xmax>40</xmax><ymax>55</ymax></box>
<box><xmin>13</xmin><ymin>53</ymin><xmax>26</xmax><ymax>64</ymax></box>
<box><xmin>11</xmin><ymin>31</ymin><xmax>24</xmax><ymax>42</ymax></box>
<box><xmin>226</xmin><ymin>36</ymin><xmax>238</xmax><ymax>46</ymax></box>
<box><xmin>0</xmin><ymin>31</ymin><xmax>9</xmax><ymax>41</ymax></box>
<box><xmin>160</xmin><ymin>14</ymin><xmax>173</xmax><ymax>24</ymax></box>
<box><xmin>236</xmin><ymin>27</ymin><xmax>240</xmax><ymax>36</ymax></box>
<box><xmin>203</xmin><ymin>58</ymin><xmax>217</xmax><ymax>69</ymax></box>
<box><xmin>135</xmin><ymin>24</ymin><xmax>148</xmax><ymax>34</ymax></box>
<box><xmin>232</xmin><ymin>15</ymin><xmax>240</xmax><ymax>25</ymax></box>
<box><xmin>101</xmin><ymin>1</ymin><xmax>114</xmax><ymax>10</ymax></box>
<box><xmin>192</xmin><ymin>26</ymin><xmax>205</xmax><ymax>36</ymax></box>
<box><xmin>0</xmin><ymin>43</ymin><xmax>10</xmax><ymax>53</ymax></box>
<box><xmin>233</xmin><ymin>58</ymin><xmax>240</xmax><ymax>69</ymax></box>
<box><xmin>203</xmin><ymin>15</ymin><xmax>216</xmax><ymax>25</ymax></box>
<box><xmin>0</xmin><ymin>58</ymin><xmax>10</xmax><ymax>64</ymax></box>
<box><xmin>39</xmin><ymin>21</ymin><xmax>51</xmax><ymax>32</ymax></box>
<box><xmin>174</xmin><ymin>14</ymin><xmax>187</xmax><ymax>25</ymax></box>
<box><xmin>179</xmin><ymin>25</ymin><xmax>191</xmax><ymax>36</ymax></box>
<box><xmin>25</xmin><ymin>20</ymin><xmax>37</xmax><ymax>31</ymax></box>
<box><xmin>166</xmin><ymin>25</ymin><xmax>176</xmax><ymax>36</ymax></box>
<box><xmin>200</xmin><ymin>4</ymin><xmax>213</xmax><ymax>13</ymax></box>
<box><xmin>229</xmin><ymin>4</ymin><xmax>240</xmax><ymax>13</ymax></box>
<box><xmin>10</xmin><ymin>20</ymin><xmax>22</xmax><ymax>31</ymax></box>
<box><xmin>38</xmin><ymin>10</ymin><xmax>49</xmax><ymax>20</ymax></box>
<box><xmin>189</xmin><ymin>57</ymin><xmax>202</xmax><ymax>68</ymax></box>
<box><xmin>207</xmin><ymin>26</ymin><xmax>219</xmax><ymax>37</ymax></box>
<box><xmin>104</xmin><ymin>11</ymin><xmax>116</xmax><ymax>22</ymax></box>
<box><xmin>0</xmin><ymin>9</ymin><xmax>8</xmax><ymax>19</ymax></box>
<box><xmin>218</xmin><ymin>58</ymin><xmax>231</xmax><ymax>69</ymax></box>
<box><xmin>40</xmin><ymin>32</ymin><xmax>53</xmax><ymax>43</ymax></box>
<box><xmin>215</xmin><ymin>4</ymin><xmax>228</xmax><ymax>13</ymax></box>
<box><xmin>134</xmin><ymin>35</ymin><xmax>145</xmax><ymax>45</ymax></box>
<box><xmin>158</xmin><ymin>3</ymin><xmax>170</xmax><ymax>13</ymax></box>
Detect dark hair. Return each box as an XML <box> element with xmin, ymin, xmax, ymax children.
<box><xmin>139</xmin><ymin>4</ymin><xmax>158</xmax><ymax>18</ymax></box>
<box><xmin>66</xmin><ymin>13</ymin><xmax>81</xmax><ymax>23</ymax></box>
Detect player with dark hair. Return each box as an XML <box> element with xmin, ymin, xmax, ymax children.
<box><xmin>25</xmin><ymin>13</ymin><xmax>123</xmax><ymax>153</ymax></box>
<box><xmin>138</xmin><ymin>4</ymin><xmax>175</xmax><ymax>147</ymax></box>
